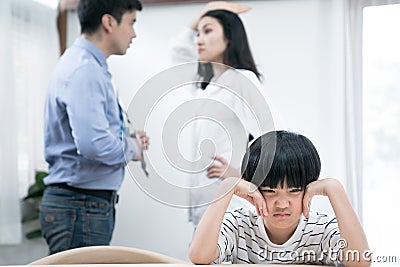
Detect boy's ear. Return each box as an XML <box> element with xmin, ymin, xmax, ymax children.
<box><xmin>101</xmin><ymin>14</ymin><xmax>115</xmax><ymax>33</ymax></box>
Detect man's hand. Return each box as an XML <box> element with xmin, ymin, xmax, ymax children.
<box><xmin>131</xmin><ymin>130</ymin><xmax>149</xmax><ymax>161</ymax></box>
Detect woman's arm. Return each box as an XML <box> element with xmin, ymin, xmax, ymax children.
<box><xmin>170</xmin><ymin>27</ymin><xmax>198</xmax><ymax>64</ymax></box>
<box><xmin>303</xmin><ymin>178</ymin><xmax>371</xmax><ymax>267</ymax></box>
<box><xmin>206</xmin><ymin>155</ymin><xmax>240</xmax><ymax>179</ymax></box>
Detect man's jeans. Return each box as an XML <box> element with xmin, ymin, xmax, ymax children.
<box><xmin>39</xmin><ymin>186</ymin><xmax>116</xmax><ymax>255</ymax></box>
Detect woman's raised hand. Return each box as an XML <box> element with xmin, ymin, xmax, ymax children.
<box><xmin>190</xmin><ymin>1</ymin><xmax>251</xmax><ymax>30</ymax></box>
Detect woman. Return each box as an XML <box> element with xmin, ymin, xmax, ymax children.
<box><xmin>170</xmin><ymin>2</ymin><xmax>275</xmax><ymax>227</ymax></box>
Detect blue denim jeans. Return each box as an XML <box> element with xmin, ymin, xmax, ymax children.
<box><xmin>39</xmin><ymin>186</ymin><xmax>116</xmax><ymax>255</ymax></box>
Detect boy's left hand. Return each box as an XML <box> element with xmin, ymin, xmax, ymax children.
<box><xmin>302</xmin><ymin>178</ymin><xmax>336</xmax><ymax>217</ymax></box>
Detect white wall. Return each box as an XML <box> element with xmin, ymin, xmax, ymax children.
<box><xmin>0</xmin><ymin>0</ymin><xmax>351</xmax><ymax>264</ymax></box>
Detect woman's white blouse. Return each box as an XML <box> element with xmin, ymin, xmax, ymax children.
<box><xmin>169</xmin><ymin>27</ymin><xmax>277</xmax><ymax>225</ymax></box>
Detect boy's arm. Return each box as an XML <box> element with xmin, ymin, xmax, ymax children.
<box><xmin>188</xmin><ymin>177</ymin><xmax>267</xmax><ymax>264</ymax></box>
<box><xmin>303</xmin><ymin>178</ymin><xmax>371</xmax><ymax>267</ymax></box>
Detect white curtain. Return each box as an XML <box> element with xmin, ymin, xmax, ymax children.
<box><xmin>342</xmin><ymin>0</ymin><xmax>365</xmax><ymax>224</ymax></box>
<box><xmin>0</xmin><ymin>0</ymin><xmax>21</xmax><ymax>244</ymax></box>
<box><xmin>0</xmin><ymin>0</ymin><xmax>59</xmax><ymax>244</ymax></box>
<box><xmin>342</xmin><ymin>0</ymin><xmax>400</xmax><ymax>224</ymax></box>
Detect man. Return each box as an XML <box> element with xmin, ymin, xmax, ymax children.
<box><xmin>40</xmin><ymin>0</ymin><xmax>147</xmax><ymax>254</ymax></box>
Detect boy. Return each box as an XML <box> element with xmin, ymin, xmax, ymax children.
<box><xmin>189</xmin><ymin>130</ymin><xmax>370</xmax><ymax>266</ymax></box>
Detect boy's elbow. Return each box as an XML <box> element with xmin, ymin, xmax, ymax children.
<box><xmin>189</xmin><ymin>255</ymin><xmax>211</xmax><ymax>265</ymax></box>
<box><xmin>342</xmin><ymin>261</ymin><xmax>371</xmax><ymax>267</ymax></box>
<box><xmin>341</xmin><ymin>258</ymin><xmax>372</xmax><ymax>267</ymax></box>
<box><xmin>188</xmin><ymin>246</ymin><xmax>213</xmax><ymax>265</ymax></box>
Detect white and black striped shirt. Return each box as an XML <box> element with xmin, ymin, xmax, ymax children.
<box><xmin>213</xmin><ymin>209</ymin><xmax>342</xmax><ymax>266</ymax></box>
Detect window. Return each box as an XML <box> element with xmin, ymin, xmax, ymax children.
<box><xmin>363</xmin><ymin>3</ymin><xmax>400</xmax><ymax>256</ymax></box>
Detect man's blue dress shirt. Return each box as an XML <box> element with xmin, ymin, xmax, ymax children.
<box><xmin>44</xmin><ymin>37</ymin><xmax>138</xmax><ymax>190</ymax></box>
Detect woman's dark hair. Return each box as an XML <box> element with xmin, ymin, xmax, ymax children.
<box><xmin>198</xmin><ymin>9</ymin><xmax>260</xmax><ymax>89</ymax></box>
<box><xmin>78</xmin><ymin>0</ymin><xmax>142</xmax><ymax>35</ymax></box>
<box><xmin>241</xmin><ymin>131</ymin><xmax>321</xmax><ymax>189</ymax></box>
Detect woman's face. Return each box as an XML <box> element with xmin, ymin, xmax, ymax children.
<box><xmin>196</xmin><ymin>16</ymin><xmax>229</xmax><ymax>63</ymax></box>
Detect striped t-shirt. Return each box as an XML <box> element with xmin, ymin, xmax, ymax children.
<box><xmin>213</xmin><ymin>209</ymin><xmax>342</xmax><ymax>266</ymax></box>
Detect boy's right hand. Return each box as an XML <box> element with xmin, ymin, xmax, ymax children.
<box><xmin>229</xmin><ymin>178</ymin><xmax>268</xmax><ymax>217</ymax></box>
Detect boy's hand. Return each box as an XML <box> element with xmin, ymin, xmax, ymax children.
<box><xmin>302</xmin><ymin>178</ymin><xmax>337</xmax><ymax>217</ymax></box>
<box><xmin>229</xmin><ymin>178</ymin><xmax>268</xmax><ymax>217</ymax></box>
<box><xmin>207</xmin><ymin>156</ymin><xmax>240</xmax><ymax>179</ymax></box>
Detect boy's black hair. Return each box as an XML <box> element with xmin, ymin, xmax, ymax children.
<box><xmin>241</xmin><ymin>130</ymin><xmax>321</xmax><ymax>189</ymax></box>
<box><xmin>78</xmin><ymin>0</ymin><xmax>142</xmax><ymax>35</ymax></box>
<box><xmin>198</xmin><ymin>9</ymin><xmax>260</xmax><ymax>89</ymax></box>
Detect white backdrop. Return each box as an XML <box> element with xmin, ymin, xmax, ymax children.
<box><xmin>0</xmin><ymin>0</ymin><xmax>20</xmax><ymax>245</ymax></box>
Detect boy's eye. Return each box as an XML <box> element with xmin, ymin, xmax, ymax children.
<box><xmin>260</xmin><ymin>189</ymin><xmax>275</xmax><ymax>193</ymax></box>
<box><xmin>289</xmin><ymin>188</ymin><xmax>303</xmax><ymax>193</ymax></box>
<box><xmin>204</xmin><ymin>28</ymin><xmax>212</xmax><ymax>34</ymax></box>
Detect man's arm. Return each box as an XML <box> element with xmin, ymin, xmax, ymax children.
<box><xmin>65</xmin><ymin>65</ymin><xmax>140</xmax><ymax>165</ymax></box>
<box><xmin>189</xmin><ymin>177</ymin><xmax>267</xmax><ymax>264</ymax></box>
<box><xmin>303</xmin><ymin>178</ymin><xmax>371</xmax><ymax>267</ymax></box>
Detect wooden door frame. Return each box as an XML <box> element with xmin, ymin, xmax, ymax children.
<box><xmin>56</xmin><ymin>0</ymin><xmax>213</xmax><ymax>55</ymax></box>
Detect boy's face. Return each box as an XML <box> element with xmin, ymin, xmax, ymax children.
<box><xmin>259</xmin><ymin>182</ymin><xmax>304</xmax><ymax>235</ymax></box>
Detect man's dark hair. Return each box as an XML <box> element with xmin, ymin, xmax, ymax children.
<box><xmin>78</xmin><ymin>0</ymin><xmax>142</xmax><ymax>35</ymax></box>
<box><xmin>241</xmin><ymin>130</ymin><xmax>321</xmax><ymax>189</ymax></box>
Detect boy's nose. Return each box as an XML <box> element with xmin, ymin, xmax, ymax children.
<box><xmin>275</xmin><ymin>198</ymin><xmax>289</xmax><ymax>209</ymax></box>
